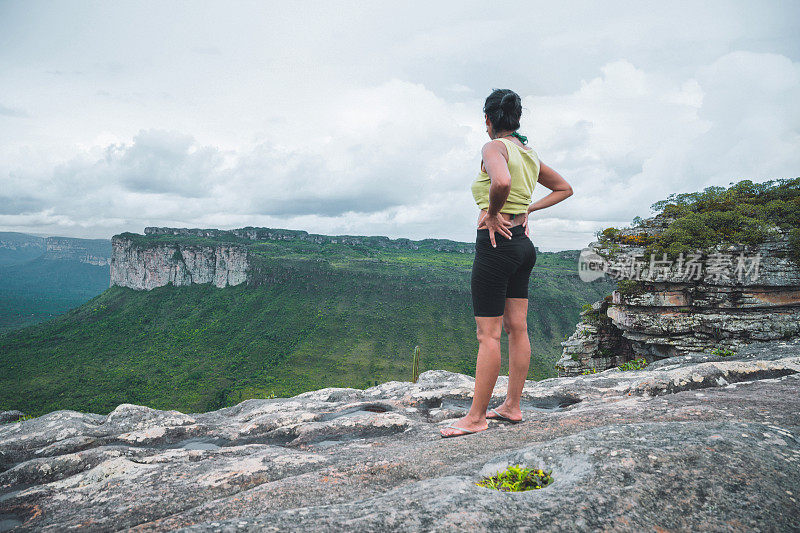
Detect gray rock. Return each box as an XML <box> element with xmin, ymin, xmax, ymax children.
<box><xmin>1</xmin><ymin>339</ymin><xmax>799</xmax><ymax>531</ymax></box>
<box><xmin>110</xmin><ymin>236</ymin><xmax>249</xmax><ymax>290</ymax></box>
<box><xmin>557</xmin><ymin>217</ymin><xmax>800</xmax><ymax>376</ymax></box>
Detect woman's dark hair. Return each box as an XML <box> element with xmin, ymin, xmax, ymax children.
<box><xmin>484</xmin><ymin>88</ymin><xmax>522</xmax><ymax>134</ymax></box>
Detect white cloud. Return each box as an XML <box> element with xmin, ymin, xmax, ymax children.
<box><xmin>0</xmin><ymin>2</ymin><xmax>797</xmax><ymax>251</ymax></box>
<box><xmin>519</xmin><ymin>51</ymin><xmax>800</xmax><ymax>246</ymax></box>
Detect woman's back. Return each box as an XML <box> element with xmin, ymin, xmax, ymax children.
<box><xmin>471</xmin><ymin>137</ymin><xmax>540</xmax><ymax>215</ymax></box>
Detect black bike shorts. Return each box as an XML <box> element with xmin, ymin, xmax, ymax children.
<box><xmin>471</xmin><ymin>224</ymin><xmax>537</xmax><ymax>317</ymax></box>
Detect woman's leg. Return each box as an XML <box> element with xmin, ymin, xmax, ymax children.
<box><xmin>492</xmin><ymin>297</ymin><xmax>530</xmax><ymax>420</ymax></box>
<box><xmin>490</xmin><ymin>236</ymin><xmax>535</xmax><ymax>420</ymax></box>
<box><xmin>439</xmin><ymin>315</ymin><xmax>503</xmax><ymax>436</ymax></box>
<box><xmin>443</xmin><ymin>228</ymin><xmax>522</xmax><ymax>436</ymax></box>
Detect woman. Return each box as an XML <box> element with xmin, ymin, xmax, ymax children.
<box><xmin>441</xmin><ymin>88</ymin><xmax>573</xmax><ymax>438</ymax></box>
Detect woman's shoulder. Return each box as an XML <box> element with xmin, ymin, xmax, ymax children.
<box><xmin>481</xmin><ymin>138</ymin><xmax>510</xmax><ymax>158</ymax></box>
<box><xmin>482</xmin><ymin>138</ymin><xmax>509</xmax><ymax>149</ymax></box>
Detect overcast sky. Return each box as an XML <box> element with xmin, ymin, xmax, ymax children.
<box><xmin>1</xmin><ymin>1</ymin><xmax>798</xmax><ymax>251</ymax></box>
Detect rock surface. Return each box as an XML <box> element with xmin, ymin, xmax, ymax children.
<box><xmin>1</xmin><ymin>340</ymin><xmax>799</xmax><ymax>532</ymax></box>
<box><xmin>557</xmin><ymin>213</ymin><xmax>800</xmax><ymax>376</ymax></box>
<box><xmin>110</xmin><ymin>236</ymin><xmax>250</xmax><ymax>290</ymax></box>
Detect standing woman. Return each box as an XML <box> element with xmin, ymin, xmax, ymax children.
<box><xmin>441</xmin><ymin>88</ymin><xmax>573</xmax><ymax>438</ymax></box>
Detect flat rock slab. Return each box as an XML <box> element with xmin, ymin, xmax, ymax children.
<box><xmin>1</xmin><ymin>340</ymin><xmax>799</xmax><ymax>532</ymax></box>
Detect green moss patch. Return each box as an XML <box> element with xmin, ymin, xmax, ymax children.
<box><xmin>476</xmin><ymin>464</ymin><xmax>554</xmax><ymax>492</ymax></box>
<box><xmin>710</xmin><ymin>347</ymin><xmax>736</xmax><ymax>357</ymax></box>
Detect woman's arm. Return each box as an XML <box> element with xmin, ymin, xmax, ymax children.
<box><xmin>527</xmin><ymin>161</ymin><xmax>573</xmax><ymax>214</ymax></box>
<box><xmin>478</xmin><ymin>140</ymin><xmax>514</xmax><ymax>247</ymax></box>
<box><xmin>482</xmin><ymin>141</ymin><xmax>512</xmax><ymax>216</ymax></box>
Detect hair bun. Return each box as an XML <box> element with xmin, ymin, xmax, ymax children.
<box><xmin>484</xmin><ymin>88</ymin><xmax>522</xmax><ymax>133</ymax></box>
<box><xmin>500</xmin><ymin>92</ymin><xmax>519</xmax><ymax>112</ymax></box>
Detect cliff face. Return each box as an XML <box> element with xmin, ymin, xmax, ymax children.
<box><xmin>110</xmin><ymin>236</ymin><xmax>249</xmax><ymax>290</ymax></box>
<box><xmin>0</xmin><ymin>233</ymin><xmax>44</xmax><ymax>253</ymax></box>
<box><xmin>43</xmin><ymin>236</ymin><xmax>112</xmax><ymax>266</ymax></box>
<box><xmin>557</xmin><ymin>216</ymin><xmax>800</xmax><ymax>376</ymax></box>
<box><xmin>0</xmin><ymin>233</ymin><xmax>112</xmax><ymax>267</ymax></box>
<box><xmin>111</xmin><ymin>225</ymin><xmax>483</xmax><ymax>291</ymax></box>
<box><xmin>1</xmin><ymin>340</ymin><xmax>798</xmax><ymax>531</ymax></box>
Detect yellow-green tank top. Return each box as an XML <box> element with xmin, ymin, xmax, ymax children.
<box><xmin>471</xmin><ymin>137</ymin><xmax>541</xmax><ymax>214</ymax></box>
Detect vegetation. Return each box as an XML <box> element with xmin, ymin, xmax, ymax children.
<box><xmin>710</xmin><ymin>347</ymin><xmax>736</xmax><ymax>357</ymax></box>
<box><xmin>581</xmin><ymin>367</ymin><xmax>598</xmax><ymax>375</ymax></box>
<box><xmin>411</xmin><ymin>345</ymin><xmax>421</xmax><ymax>383</ymax></box>
<box><xmin>789</xmin><ymin>228</ymin><xmax>800</xmax><ymax>264</ymax></box>
<box><xmin>617</xmin><ymin>358</ymin><xmax>648</xmax><ymax>371</ymax></box>
<box><xmin>0</xmin><ymin>235</ymin><xmax>614</xmax><ymax>417</ymax></box>
<box><xmin>476</xmin><ymin>464</ymin><xmax>554</xmax><ymax>492</ymax></box>
<box><xmin>596</xmin><ymin>178</ymin><xmax>800</xmax><ymax>262</ymax></box>
<box><xmin>616</xmin><ymin>280</ymin><xmax>646</xmax><ymax>297</ymax></box>
<box><xmin>580</xmin><ymin>302</ymin><xmax>601</xmax><ymax>322</ymax></box>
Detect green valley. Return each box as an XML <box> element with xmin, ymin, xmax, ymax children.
<box><xmin>0</xmin><ymin>231</ymin><xmax>613</xmax><ymax>417</ymax></box>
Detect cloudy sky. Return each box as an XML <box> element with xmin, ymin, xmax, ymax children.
<box><xmin>1</xmin><ymin>1</ymin><xmax>798</xmax><ymax>251</ymax></box>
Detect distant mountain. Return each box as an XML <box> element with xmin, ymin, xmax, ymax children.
<box><xmin>0</xmin><ymin>232</ymin><xmax>112</xmax><ymax>333</ymax></box>
<box><xmin>0</xmin><ymin>232</ymin><xmax>46</xmax><ymax>266</ymax></box>
<box><xmin>0</xmin><ymin>226</ymin><xmax>613</xmax><ymax>417</ymax></box>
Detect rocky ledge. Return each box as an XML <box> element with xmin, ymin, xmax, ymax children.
<box><xmin>557</xmin><ymin>212</ymin><xmax>800</xmax><ymax>376</ymax></box>
<box><xmin>1</xmin><ymin>340</ymin><xmax>799</xmax><ymax>531</ymax></box>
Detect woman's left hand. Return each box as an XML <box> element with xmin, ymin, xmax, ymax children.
<box><xmin>522</xmin><ymin>212</ymin><xmax>530</xmax><ymax>237</ymax></box>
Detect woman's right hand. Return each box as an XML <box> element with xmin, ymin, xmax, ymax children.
<box><xmin>478</xmin><ymin>212</ymin><xmax>513</xmax><ymax>248</ymax></box>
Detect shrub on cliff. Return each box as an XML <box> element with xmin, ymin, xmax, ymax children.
<box><xmin>598</xmin><ymin>177</ymin><xmax>800</xmax><ymax>262</ymax></box>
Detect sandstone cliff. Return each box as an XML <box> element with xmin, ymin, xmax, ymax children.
<box><xmin>1</xmin><ymin>340</ymin><xmax>798</xmax><ymax>531</ymax></box>
<box><xmin>110</xmin><ymin>235</ymin><xmax>249</xmax><ymax>290</ymax></box>
<box><xmin>557</xmin><ymin>213</ymin><xmax>800</xmax><ymax>376</ymax></box>
<box><xmin>110</xmin><ymin>226</ymin><xmax>481</xmax><ymax>291</ymax></box>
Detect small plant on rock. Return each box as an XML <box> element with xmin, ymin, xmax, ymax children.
<box><xmin>617</xmin><ymin>358</ymin><xmax>648</xmax><ymax>371</ymax></box>
<box><xmin>582</xmin><ymin>367</ymin><xmax>598</xmax><ymax>375</ymax></box>
<box><xmin>710</xmin><ymin>347</ymin><xmax>736</xmax><ymax>357</ymax></box>
<box><xmin>476</xmin><ymin>464</ymin><xmax>554</xmax><ymax>492</ymax></box>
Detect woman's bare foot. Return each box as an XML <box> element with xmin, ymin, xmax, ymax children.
<box><xmin>486</xmin><ymin>402</ymin><xmax>523</xmax><ymax>422</ymax></box>
<box><xmin>439</xmin><ymin>414</ymin><xmax>489</xmax><ymax>437</ymax></box>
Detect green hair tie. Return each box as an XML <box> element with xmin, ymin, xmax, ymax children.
<box><xmin>512</xmin><ymin>131</ymin><xmax>528</xmax><ymax>144</ymax></box>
